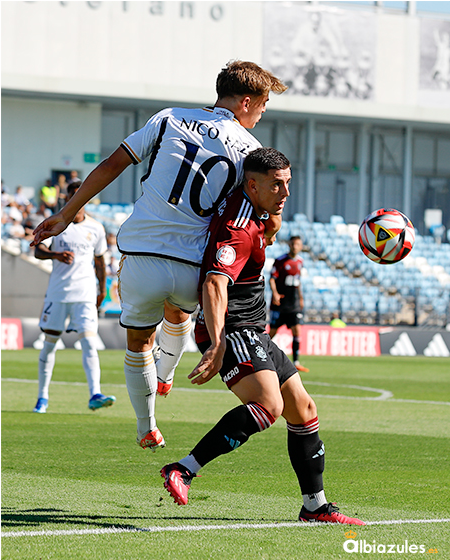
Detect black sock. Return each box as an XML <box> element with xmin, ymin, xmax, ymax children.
<box><xmin>292</xmin><ymin>336</ymin><xmax>300</xmax><ymax>362</ymax></box>
<box><xmin>191</xmin><ymin>404</ymin><xmax>263</xmax><ymax>467</ymax></box>
<box><xmin>287</xmin><ymin>429</ymin><xmax>325</xmax><ymax>495</ymax></box>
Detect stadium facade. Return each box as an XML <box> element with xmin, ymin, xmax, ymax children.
<box><xmin>2</xmin><ymin>0</ymin><xmax>450</xmax><ymax>234</ymax></box>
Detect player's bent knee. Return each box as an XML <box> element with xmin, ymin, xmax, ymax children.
<box><xmin>257</xmin><ymin>397</ymin><xmax>283</xmax><ymax>421</ymax></box>
<box><xmin>272</xmin><ymin>400</ymin><xmax>284</xmax><ymax>420</ymax></box>
<box><xmin>303</xmin><ymin>398</ymin><xmax>318</xmax><ymax>423</ymax></box>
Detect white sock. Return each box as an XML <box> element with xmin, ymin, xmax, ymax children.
<box><xmin>37</xmin><ymin>335</ymin><xmax>59</xmax><ymax>399</ymax></box>
<box><xmin>157</xmin><ymin>318</ymin><xmax>191</xmax><ymax>384</ymax></box>
<box><xmin>124</xmin><ymin>349</ymin><xmax>157</xmax><ymax>439</ymax></box>
<box><xmin>79</xmin><ymin>335</ymin><xmax>101</xmax><ymax>397</ymax></box>
<box><xmin>179</xmin><ymin>454</ymin><xmax>202</xmax><ymax>475</ymax></box>
<box><xmin>302</xmin><ymin>490</ymin><xmax>327</xmax><ymax>512</ymax></box>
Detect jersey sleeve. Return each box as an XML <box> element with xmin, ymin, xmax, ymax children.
<box><xmin>206</xmin><ymin>224</ymin><xmax>253</xmax><ymax>285</ymax></box>
<box><xmin>120</xmin><ymin>108</ymin><xmax>170</xmax><ymax>165</ymax></box>
<box><xmin>40</xmin><ymin>237</ymin><xmax>53</xmax><ymax>250</ymax></box>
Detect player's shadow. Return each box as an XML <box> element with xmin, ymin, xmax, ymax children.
<box><xmin>1</xmin><ymin>507</ymin><xmax>287</xmax><ymax>531</ymax></box>
<box><xmin>1</xmin><ymin>508</ymin><xmax>141</xmax><ymax>531</ymax></box>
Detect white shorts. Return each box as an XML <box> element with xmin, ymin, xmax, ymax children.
<box><xmin>39</xmin><ymin>301</ymin><xmax>98</xmax><ymax>334</ymax></box>
<box><xmin>118</xmin><ymin>255</ymin><xmax>199</xmax><ymax>329</ymax></box>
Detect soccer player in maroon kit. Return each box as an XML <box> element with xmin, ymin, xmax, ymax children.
<box><xmin>269</xmin><ymin>235</ymin><xmax>310</xmax><ymax>372</ymax></box>
<box><xmin>161</xmin><ymin>148</ymin><xmax>364</xmax><ymax>525</ymax></box>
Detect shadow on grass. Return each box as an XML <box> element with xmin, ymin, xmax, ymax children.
<box><xmin>1</xmin><ymin>507</ymin><xmax>288</xmax><ymax>531</ymax></box>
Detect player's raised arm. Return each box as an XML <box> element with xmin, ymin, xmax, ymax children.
<box><xmin>31</xmin><ymin>147</ymin><xmax>133</xmax><ymax>246</ymax></box>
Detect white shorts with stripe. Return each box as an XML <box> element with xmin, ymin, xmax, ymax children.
<box><xmin>39</xmin><ymin>301</ymin><xmax>98</xmax><ymax>334</ymax></box>
<box><xmin>117</xmin><ymin>255</ymin><xmax>199</xmax><ymax>329</ymax></box>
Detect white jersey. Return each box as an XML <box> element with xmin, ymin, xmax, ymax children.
<box><xmin>118</xmin><ymin>106</ymin><xmax>261</xmax><ymax>266</ymax></box>
<box><xmin>43</xmin><ymin>215</ymin><xmax>107</xmax><ymax>303</ymax></box>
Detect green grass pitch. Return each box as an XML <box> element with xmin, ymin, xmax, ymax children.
<box><xmin>2</xmin><ymin>349</ymin><xmax>450</xmax><ymax>559</ymax></box>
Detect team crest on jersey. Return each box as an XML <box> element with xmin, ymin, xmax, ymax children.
<box><xmin>255</xmin><ymin>346</ymin><xmax>267</xmax><ymax>361</ymax></box>
<box><xmin>216</xmin><ymin>245</ymin><xmax>236</xmax><ymax>266</ymax></box>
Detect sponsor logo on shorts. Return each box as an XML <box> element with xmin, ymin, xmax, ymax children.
<box><xmin>216</xmin><ymin>245</ymin><xmax>236</xmax><ymax>266</ymax></box>
<box><xmin>223</xmin><ymin>366</ymin><xmax>240</xmax><ymax>383</ymax></box>
<box><xmin>255</xmin><ymin>346</ymin><xmax>267</xmax><ymax>361</ymax></box>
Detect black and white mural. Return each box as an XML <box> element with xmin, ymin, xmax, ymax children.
<box><xmin>263</xmin><ymin>2</ymin><xmax>376</xmax><ymax>100</ymax></box>
<box><xmin>419</xmin><ymin>18</ymin><xmax>450</xmax><ymax>106</ymax></box>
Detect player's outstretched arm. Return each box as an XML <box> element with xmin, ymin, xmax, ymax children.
<box><xmin>188</xmin><ymin>273</ymin><xmax>228</xmax><ymax>385</ymax></box>
<box><xmin>31</xmin><ymin>147</ymin><xmax>133</xmax><ymax>246</ymax></box>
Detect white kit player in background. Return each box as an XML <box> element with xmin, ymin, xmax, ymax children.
<box><xmin>33</xmin><ymin>182</ymin><xmax>115</xmax><ymax>414</ymax></box>
<box><xmin>32</xmin><ymin>60</ymin><xmax>287</xmax><ymax>450</ymax></box>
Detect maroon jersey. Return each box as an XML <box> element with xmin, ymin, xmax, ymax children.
<box><xmin>270</xmin><ymin>253</ymin><xmax>303</xmax><ymax>312</ymax></box>
<box><xmin>195</xmin><ymin>187</ymin><xmax>267</xmax><ymax>344</ymax></box>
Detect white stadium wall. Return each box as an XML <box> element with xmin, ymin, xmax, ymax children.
<box><xmin>1</xmin><ymin>1</ymin><xmax>261</xmax><ymax>106</ymax></box>
<box><xmin>2</xmin><ymin>1</ymin><xmax>450</xmax><ymax>122</ymax></box>
<box><xmin>1</xmin><ymin>97</ymin><xmax>101</xmax><ymax>193</ymax></box>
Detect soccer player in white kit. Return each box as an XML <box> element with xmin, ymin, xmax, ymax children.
<box><xmin>33</xmin><ymin>182</ymin><xmax>116</xmax><ymax>413</ymax></box>
<box><xmin>32</xmin><ymin>61</ymin><xmax>287</xmax><ymax>450</ymax></box>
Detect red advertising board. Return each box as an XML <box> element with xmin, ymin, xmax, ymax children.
<box><xmin>1</xmin><ymin>318</ymin><xmax>24</xmax><ymax>350</ymax></box>
<box><xmin>301</xmin><ymin>325</ymin><xmax>380</xmax><ymax>357</ymax></box>
<box><xmin>269</xmin><ymin>324</ymin><xmax>380</xmax><ymax>357</ymax></box>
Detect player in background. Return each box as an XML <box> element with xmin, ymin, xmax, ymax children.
<box><xmin>161</xmin><ymin>148</ymin><xmax>364</xmax><ymax>526</ymax></box>
<box><xmin>32</xmin><ymin>61</ymin><xmax>287</xmax><ymax>451</ymax></box>
<box><xmin>33</xmin><ymin>182</ymin><xmax>115</xmax><ymax>413</ymax></box>
<box><xmin>269</xmin><ymin>235</ymin><xmax>309</xmax><ymax>372</ymax></box>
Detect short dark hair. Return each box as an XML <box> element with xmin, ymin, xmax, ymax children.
<box><xmin>67</xmin><ymin>181</ymin><xmax>82</xmax><ymax>196</ymax></box>
<box><xmin>243</xmin><ymin>147</ymin><xmax>290</xmax><ymax>175</ymax></box>
<box><xmin>289</xmin><ymin>235</ymin><xmax>302</xmax><ymax>243</ymax></box>
<box><xmin>216</xmin><ymin>60</ymin><xmax>287</xmax><ymax>99</ymax></box>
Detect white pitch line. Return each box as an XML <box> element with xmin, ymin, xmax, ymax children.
<box><xmin>2</xmin><ymin>518</ymin><xmax>449</xmax><ymax>538</ymax></box>
<box><xmin>3</xmin><ymin>378</ymin><xmax>449</xmax><ymax>405</ymax></box>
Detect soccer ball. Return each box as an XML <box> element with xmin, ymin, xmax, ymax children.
<box><xmin>358</xmin><ymin>208</ymin><xmax>415</xmax><ymax>264</ymax></box>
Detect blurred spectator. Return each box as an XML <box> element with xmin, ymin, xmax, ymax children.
<box><xmin>39</xmin><ymin>179</ymin><xmax>59</xmax><ymax>214</ymax></box>
<box><xmin>6</xmin><ymin>200</ymin><xmax>24</xmax><ymax>223</ymax></box>
<box><xmin>9</xmin><ymin>218</ymin><xmax>25</xmax><ymax>239</ymax></box>
<box><xmin>56</xmin><ymin>174</ymin><xmax>69</xmax><ymax>211</ymax></box>
<box><xmin>108</xmin><ymin>255</ymin><xmax>119</xmax><ymax>276</ymax></box>
<box><xmin>14</xmin><ymin>186</ymin><xmax>30</xmax><ymax>209</ymax></box>
<box><xmin>330</xmin><ymin>312</ymin><xmax>346</xmax><ymax>328</ymax></box>
<box><xmin>67</xmin><ymin>170</ymin><xmax>81</xmax><ymax>184</ymax></box>
<box><xmin>104</xmin><ymin>231</ymin><xmax>120</xmax><ymax>276</ymax></box>
<box><xmin>1</xmin><ymin>185</ymin><xmax>11</xmax><ymax>207</ymax></box>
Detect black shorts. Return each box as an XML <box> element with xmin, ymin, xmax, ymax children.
<box><xmin>199</xmin><ymin>327</ymin><xmax>297</xmax><ymax>389</ymax></box>
<box><xmin>269</xmin><ymin>310</ymin><xmax>303</xmax><ymax>329</ymax></box>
